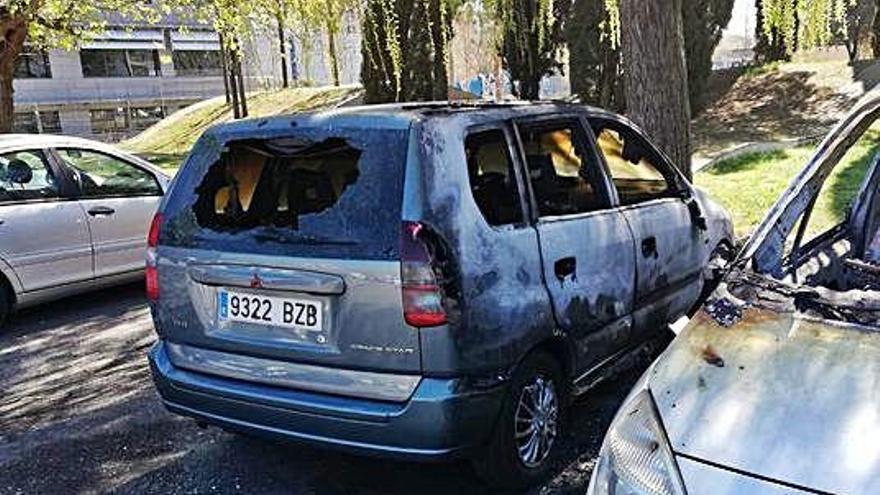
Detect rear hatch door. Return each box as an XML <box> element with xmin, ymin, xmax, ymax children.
<box><xmin>154</xmin><ymin>120</ymin><xmax>420</xmax><ymax>374</ymax></box>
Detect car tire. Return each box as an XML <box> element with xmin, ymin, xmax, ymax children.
<box><xmin>472</xmin><ymin>351</ymin><xmax>565</xmax><ymax>490</ymax></box>
<box><xmin>0</xmin><ymin>281</ymin><xmax>10</xmax><ymax>329</ymax></box>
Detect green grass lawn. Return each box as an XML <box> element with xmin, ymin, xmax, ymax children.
<box><xmin>122</xmin><ymin>85</ymin><xmax>363</xmax><ymax>174</ymax></box>
<box><xmin>696</xmin><ymin>130</ymin><xmax>880</xmax><ymax>239</ymax></box>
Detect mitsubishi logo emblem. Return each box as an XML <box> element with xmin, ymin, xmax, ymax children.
<box><xmin>250</xmin><ymin>273</ymin><xmax>263</xmax><ymax>289</ymax></box>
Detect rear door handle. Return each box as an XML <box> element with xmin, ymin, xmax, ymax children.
<box><xmin>554</xmin><ymin>257</ymin><xmax>577</xmax><ymax>282</ymax></box>
<box><xmin>641</xmin><ymin>236</ymin><xmax>658</xmax><ymax>258</ymax></box>
<box><xmin>87</xmin><ymin>206</ymin><xmax>115</xmax><ymax>217</ymax></box>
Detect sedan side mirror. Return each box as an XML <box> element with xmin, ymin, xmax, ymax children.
<box><xmin>682</xmin><ymin>192</ymin><xmax>708</xmax><ymax>231</ymax></box>
<box><xmin>6</xmin><ymin>160</ymin><xmax>33</xmax><ymax>185</ymax></box>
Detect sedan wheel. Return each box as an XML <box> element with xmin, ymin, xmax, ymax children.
<box><xmin>0</xmin><ymin>286</ymin><xmax>9</xmax><ymax>329</ymax></box>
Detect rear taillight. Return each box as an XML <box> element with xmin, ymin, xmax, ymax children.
<box><xmin>401</xmin><ymin>221</ymin><xmax>447</xmax><ymax>327</ymax></box>
<box><xmin>146</xmin><ymin>213</ymin><xmax>162</xmax><ymax>302</ymax></box>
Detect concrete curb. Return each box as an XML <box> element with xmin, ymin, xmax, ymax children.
<box><xmin>694</xmin><ymin>134</ymin><xmax>826</xmax><ymax>172</ymax></box>
<box><xmin>334</xmin><ymin>90</ymin><xmax>366</xmax><ymax>108</ymax></box>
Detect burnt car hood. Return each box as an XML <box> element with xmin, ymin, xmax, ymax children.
<box><xmin>651</xmin><ymin>308</ymin><xmax>880</xmax><ymax>494</ymax></box>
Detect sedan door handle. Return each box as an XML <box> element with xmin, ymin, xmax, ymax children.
<box><xmin>87</xmin><ymin>206</ymin><xmax>116</xmax><ymax>217</ymax></box>
<box><xmin>641</xmin><ymin>236</ymin><xmax>658</xmax><ymax>259</ymax></box>
<box><xmin>554</xmin><ymin>257</ymin><xmax>577</xmax><ymax>282</ymax></box>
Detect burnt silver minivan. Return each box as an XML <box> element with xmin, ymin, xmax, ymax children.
<box><xmin>147</xmin><ymin>102</ymin><xmax>732</xmax><ymax>488</ymax></box>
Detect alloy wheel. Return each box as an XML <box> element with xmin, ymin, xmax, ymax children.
<box><xmin>514</xmin><ymin>374</ymin><xmax>559</xmax><ymax>468</ymax></box>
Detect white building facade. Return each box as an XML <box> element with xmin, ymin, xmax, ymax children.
<box><xmin>14</xmin><ymin>22</ymin><xmax>234</xmax><ymax>140</ymax></box>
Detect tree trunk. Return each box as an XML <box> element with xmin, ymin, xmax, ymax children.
<box><xmin>495</xmin><ymin>54</ymin><xmax>503</xmax><ymax>101</ymax></box>
<box><xmin>277</xmin><ymin>12</ymin><xmax>289</xmax><ymax>88</ymax></box>
<box><xmin>517</xmin><ymin>78</ymin><xmax>540</xmax><ymax>100</ymax></box>
<box><xmin>219</xmin><ymin>33</ymin><xmax>231</xmax><ymax>104</ymax></box>
<box><xmin>236</xmin><ymin>54</ymin><xmax>248</xmax><ymax>117</ymax></box>
<box><xmin>0</xmin><ymin>57</ymin><xmax>15</xmax><ymax>134</ymax></box>
<box><xmin>0</xmin><ymin>17</ymin><xmax>28</xmax><ymax>133</ymax></box>
<box><xmin>620</xmin><ymin>0</ymin><xmax>692</xmax><ymax>179</ymax></box>
<box><xmin>428</xmin><ymin>0</ymin><xmax>450</xmax><ymax>101</ymax></box>
<box><xmin>326</xmin><ymin>25</ymin><xmax>340</xmax><ymax>86</ymax></box>
<box><xmin>227</xmin><ymin>47</ymin><xmax>241</xmax><ymax>119</ymax></box>
<box><xmin>847</xmin><ymin>0</ymin><xmax>877</xmax><ymax>62</ymax></box>
<box><xmin>873</xmin><ymin>0</ymin><xmax>880</xmax><ymax>58</ymax></box>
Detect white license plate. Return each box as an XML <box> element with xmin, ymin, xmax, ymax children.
<box><xmin>218</xmin><ymin>290</ymin><xmax>323</xmax><ymax>331</ymax></box>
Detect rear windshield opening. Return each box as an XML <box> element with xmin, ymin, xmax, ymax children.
<box><xmin>175</xmin><ymin>128</ymin><xmax>408</xmax><ymax>261</ymax></box>
<box><xmin>194</xmin><ymin>138</ymin><xmax>361</xmax><ymax>231</ymax></box>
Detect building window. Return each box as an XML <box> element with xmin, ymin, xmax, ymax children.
<box><xmin>12</xmin><ymin>111</ymin><xmax>62</xmax><ymax>134</ymax></box>
<box><xmin>80</xmin><ymin>49</ymin><xmax>161</xmax><ymax>78</ymax></box>
<box><xmin>130</xmin><ymin>105</ymin><xmax>165</xmax><ymax>131</ymax></box>
<box><xmin>172</xmin><ymin>50</ymin><xmax>223</xmax><ymax>77</ymax></box>
<box><xmin>90</xmin><ymin>106</ymin><xmax>165</xmax><ymax>137</ymax></box>
<box><xmin>13</xmin><ymin>113</ymin><xmax>39</xmax><ymax>133</ymax></box>
<box><xmin>14</xmin><ymin>49</ymin><xmax>52</xmax><ymax>79</ymax></box>
<box><xmin>90</xmin><ymin>108</ymin><xmax>128</xmax><ymax>136</ymax></box>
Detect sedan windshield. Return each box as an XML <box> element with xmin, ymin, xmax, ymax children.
<box><xmin>736</xmin><ymin>93</ymin><xmax>880</xmax><ymax>327</ymax></box>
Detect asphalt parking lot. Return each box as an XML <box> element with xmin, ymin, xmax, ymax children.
<box><xmin>0</xmin><ymin>283</ymin><xmax>650</xmax><ymax>495</ymax></box>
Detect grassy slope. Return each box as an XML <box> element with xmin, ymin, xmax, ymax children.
<box><xmin>695</xmin><ymin>130</ymin><xmax>880</xmax><ymax>239</ymax></box>
<box><xmin>121</xmin><ymin>85</ymin><xmax>362</xmax><ymax>172</ymax></box>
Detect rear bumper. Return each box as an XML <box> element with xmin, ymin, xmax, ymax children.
<box><xmin>148</xmin><ymin>340</ymin><xmax>507</xmax><ymax>460</ymax></box>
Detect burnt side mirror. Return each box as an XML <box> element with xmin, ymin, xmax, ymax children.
<box><xmin>682</xmin><ymin>192</ymin><xmax>708</xmax><ymax>231</ymax></box>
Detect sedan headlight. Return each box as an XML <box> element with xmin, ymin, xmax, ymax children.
<box><xmin>587</xmin><ymin>389</ymin><xmax>686</xmax><ymax>495</ymax></box>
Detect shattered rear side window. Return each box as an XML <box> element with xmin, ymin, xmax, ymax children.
<box><xmin>167</xmin><ymin>127</ymin><xmax>408</xmax><ymax>261</ymax></box>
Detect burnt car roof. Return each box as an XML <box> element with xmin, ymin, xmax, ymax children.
<box><xmin>208</xmin><ymin>101</ymin><xmax>621</xmax><ymax>134</ymax></box>
<box><xmin>312</xmin><ymin>100</ymin><xmax>613</xmax><ymax>119</ymax></box>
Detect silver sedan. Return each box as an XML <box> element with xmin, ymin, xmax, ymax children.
<box><xmin>0</xmin><ymin>134</ymin><xmax>169</xmax><ymax>326</ymax></box>
<box><xmin>587</xmin><ymin>90</ymin><xmax>880</xmax><ymax>495</ymax></box>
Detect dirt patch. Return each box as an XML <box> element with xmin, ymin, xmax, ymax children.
<box><xmin>693</xmin><ymin>57</ymin><xmax>880</xmax><ymax>160</ymax></box>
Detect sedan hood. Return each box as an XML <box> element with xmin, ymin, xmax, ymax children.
<box><xmin>652</xmin><ymin>308</ymin><xmax>880</xmax><ymax>494</ymax></box>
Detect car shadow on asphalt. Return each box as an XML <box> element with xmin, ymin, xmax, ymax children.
<box><xmin>106</xmin><ymin>368</ymin><xmax>642</xmax><ymax>495</ymax></box>
<box><xmin>1</xmin><ymin>369</ymin><xmax>643</xmax><ymax>495</ymax></box>
<box><xmin>0</xmin><ymin>283</ymin><xmax>153</xmax><ymax>435</ymax></box>
<box><xmin>0</xmin><ymin>282</ymin><xmax>651</xmax><ymax>494</ymax></box>
<box><xmin>4</xmin><ymin>282</ymin><xmax>148</xmax><ymax>339</ymax></box>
